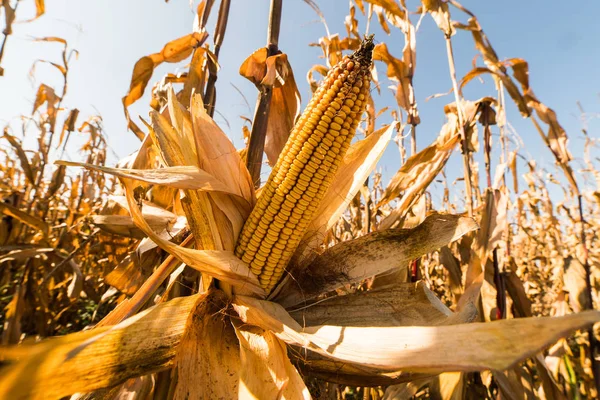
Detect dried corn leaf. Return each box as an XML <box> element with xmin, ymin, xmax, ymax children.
<box><xmin>373</xmin><ymin>43</ymin><xmax>418</xmax><ymax>123</ymax></box>
<box><xmin>421</xmin><ymin>0</ymin><xmax>454</xmax><ymax>36</ymax></box>
<box><xmin>241</xmin><ymin>48</ymin><xmax>301</xmax><ymax>167</ymax></box>
<box><xmin>379</xmin><ymin>132</ymin><xmax>459</xmax><ymax>230</ymax></box>
<box><xmin>3</xmin><ymin>131</ymin><xmax>37</xmax><ymax>185</ymax></box>
<box><xmin>173</xmin><ymin>289</ymin><xmax>240</xmax><ymax>399</ymax></box>
<box><xmin>465</xmin><ymin>189</ymin><xmax>508</xmax><ymax>287</ymax></box>
<box><xmin>123</xmin><ymin>32</ymin><xmax>206</xmax><ymax>109</ymax></box>
<box><xmin>0</xmin><ymin>295</ymin><xmax>200</xmax><ymax>400</ymax></box>
<box><xmin>0</xmin><ymin>202</ymin><xmax>49</xmax><ymax>236</ymax></box>
<box><xmin>276</xmin><ymin>213</ymin><xmax>477</xmax><ymax>307</ymax></box>
<box><xmin>122</xmin><ymin>32</ymin><xmax>208</xmax><ymax>138</ymax></box>
<box><xmin>363</xmin><ymin>0</ymin><xmax>410</xmax><ymax>33</ymax></box>
<box><xmin>119</xmin><ymin>178</ymin><xmax>264</xmax><ymax>297</ymax></box>
<box><xmin>0</xmin><ymin>247</ymin><xmax>54</xmax><ymax>264</ymax></box>
<box><xmin>104</xmin><ymin>254</ymin><xmax>144</xmax><ymax>295</ymax></box>
<box><xmin>234</xmin><ymin>295</ymin><xmax>600</xmax><ymax>373</ymax></box>
<box><xmin>56</xmin><ymin>161</ymin><xmax>240</xmax><ymax>197</ymax></box>
<box><xmin>1</xmin><ymin>282</ymin><xmax>26</xmax><ymax>345</ymax></box>
<box><xmin>378</xmin><ymin>133</ymin><xmax>457</xmax><ymax>207</ymax></box>
<box><xmin>564</xmin><ymin>256</ymin><xmax>591</xmax><ymax>313</ymax></box>
<box><xmin>32</xmin><ymin>83</ymin><xmax>58</xmax><ymax>127</ymax></box>
<box><xmin>289</xmin><ymin>282</ymin><xmax>461</xmax><ymax>328</ymax></box>
<box><xmin>440</xmin><ymin>246</ymin><xmax>463</xmax><ymax>296</ymax></box>
<box><xmin>98</xmin><ymin>253</ymin><xmax>183</xmax><ymax>327</ymax></box>
<box><xmin>234</xmin><ymin>321</ymin><xmax>310</xmax><ymax>399</ymax></box>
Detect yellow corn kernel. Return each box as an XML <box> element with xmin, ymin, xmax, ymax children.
<box><xmin>234</xmin><ymin>36</ymin><xmax>374</xmax><ymax>291</ymax></box>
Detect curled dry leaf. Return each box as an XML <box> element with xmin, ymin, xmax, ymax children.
<box><xmin>378</xmin><ymin>130</ymin><xmax>459</xmax><ymax>230</ymax></box>
<box><xmin>363</xmin><ymin>0</ymin><xmax>410</xmax><ymax>33</ymax></box>
<box><xmin>373</xmin><ymin>42</ymin><xmax>419</xmax><ymax>124</ymax></box>
<box><xmin>3</xmin><ymin>131</ymin><xmax>37</xmax><ymax>185</ymax></box>
<box><xmin>240</xmin><ymin>48</ymin><xmax>301</xmax><ymax>167</ymax></box>
<box><xmin>421</xmin><ymin>0</ymin><xmax>454</xmax><ymax>36</ymax></box>
<box><xmin>0</xmin><ymin>201</ymin><xmax>50</xmax><ymax>237</ymax></box>
<box><xmin>122</xmin><ymin>31</ymin><xmax>208</xmax><ymax>139</ymax></box>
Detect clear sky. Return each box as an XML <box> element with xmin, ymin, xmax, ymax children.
<box><xmin>1</xmin><ymin>0</ymin><xmax>599</xmax><ymax>205</ymax></box>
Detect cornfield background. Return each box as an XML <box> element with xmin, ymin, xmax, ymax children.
<box><xmin>1</xmin><ymin>0</ymin><xmax>600</xmax><ymax>399</ymax></box>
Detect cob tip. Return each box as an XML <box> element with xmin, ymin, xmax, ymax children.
<box><xmin>351</xmin><ymin>34</ymin><xmax>375</xmax><ymax>67</ymax></box>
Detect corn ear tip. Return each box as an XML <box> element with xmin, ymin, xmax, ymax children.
<box><xmin>352</xmin><ymin>34</ymin><xmax>375</xmax><ymax>66</ymax></box>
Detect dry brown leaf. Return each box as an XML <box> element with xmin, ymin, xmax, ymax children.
<box><xmin>378</xmin><ymin>129</ymin><xmax>459</xmax><ymax>230</ymax></box>
<box><xmin>421</xmin><ymin>0</ymin><xmax>454</xmax><ymax>36</ymax></box>
<box><xmin>275</xmin><ymin>213</ymin><xmax>477</xmax><ymax>308</ymax></box>
<box><xmin>363</xmin><ymin>0</ymin><xmax>410</xmax><ymax>33</ymax></box>
<box><xmin>564</xmin><ymin>256</ymin><xmax>591</xmax><ymax>313</ymax></box>
<box><xmin>0</xmin><ymin>247</ymin><xmax>54</xmax><ymax>264</ymax></box>
<box><xmin>240</xmin><ymin>49</ymin><xmax>301</xmax><ymax>167</ymax></box>
<box><xmin>0</xmin><ymin>295</ymin><xmax>200</xmax><ymax>400</ymax></box>
<box><xmin>440</xmin><ymin>246</ymin><xmax>464</xmax><ymax>296</ymax></box>
<box><xmin>1</xmin><ymin>282</ymin><xmax>25</xmax><ymax>345</ymax></box>
<box><xmin>3</xmin><ymin>131</ymin><xmax>37</xmax><ymax>185</ymax></box>
<box><xmin>233</xmin><ymin>321</ymin><xmax>310</xmax><ymax>399</ymax></box>
<box><xmin>234</xmin><ymin>295</ymin><xmax>600</xmax><ymax>374</ymax></box>
<box><xmin>373</xmin><ymin>43</ymin><xmax>418</xmax><ymax>122</ymax></box>
<box><xmin>104</xmin><ymin>254</ymin><xmax>145</xmax><ymax>296</ymax></box>
<box><xmin>122</xmin><ymin>32</ymin><xmax>208</xmax><ymax>139</ymax></box>
<box><xmin>0</xmin><ymin>201</ymin><xmax>50</xmax><ymax>237</ymax></box>
<box><xmin>465</xmin><ymin>188</ymin><xmax>508</xmax><ymax>287</ymax></box>
<box><xmin>173</xmin><ymin>288</ymin><xmax>240</xmax><ymax>399</ymax></box>
<box><xmin>289</xmin><ymin>282</ymin><xmax>462</xmax><ymax>328</ymax></box>
<box><xmin>56</xmin><ymin>161</ymin><xmax>241</xmax><ymax>197</ymax></box>
<box><xmin>119</xmin><ymin>177</ymin><xmax>264</xmax><ymax>297</ymax></box>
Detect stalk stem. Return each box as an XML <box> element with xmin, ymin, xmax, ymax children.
<box><xmin>246</xmin><ymin>0</ymin><xmax>283</xmax><ymax>188</ymax></box>
<box><xmin>444</xmin><ymin>36</ymin><xmax>474</xmax><ymax>216</ymax></box>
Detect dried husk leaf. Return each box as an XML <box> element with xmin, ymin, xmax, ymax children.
<box><xmin>274</xmin><ymin>213</ymin><xmax>477</xmax><ymax>308</ymax></box>
<box><xmin>55</xmin><ymin>161</ymin><xmax>240</xmax><ymax>197</ymax></box>
<box><xmin>289</xmin><ymin>282</ymin><xmax>455</xmax><ymax>328</ymax></box>
<box><xmin>234</xmin><ymin>295</ymin><xmax>600</xmax><ymax>374</ymax></box>
<box><xmin>119</xmin><ymin>177</ymin><xmax>264</xmax><ymax>297</ymax></box>
<box><xmin>233</xmin><ymin>321</ymin><xmax>310</xmax><ymax>399</ymax></box>
<box><xmin>295</xmin><ymin>352</ymin><xmax>432</xmax><ymax>387</ymax></box>
<box><xmin>0</xmin><ymin>295</ymin><xmax>200</xmax><ymax>400</ymax></box>
<box><xmin>173</xmin><ymin>288</ymin><xmax>240</xmax><ymax>399</ymax></box>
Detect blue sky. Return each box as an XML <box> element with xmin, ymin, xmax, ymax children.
<box><xmin>1</xmin><ymin>0</ymin><xmax>599</xmax><ymax>206</ymax></box>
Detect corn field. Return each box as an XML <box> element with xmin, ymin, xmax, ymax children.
<box><xmin>1</xmin><ymin>0</ymin><xmax>600</xmax><ymax>399</ymax></box>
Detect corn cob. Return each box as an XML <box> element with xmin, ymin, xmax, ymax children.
<box><xmin>235</xmin><ymin>36</ymin><xmax>374</xmax><ymax>291</ymax></box>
